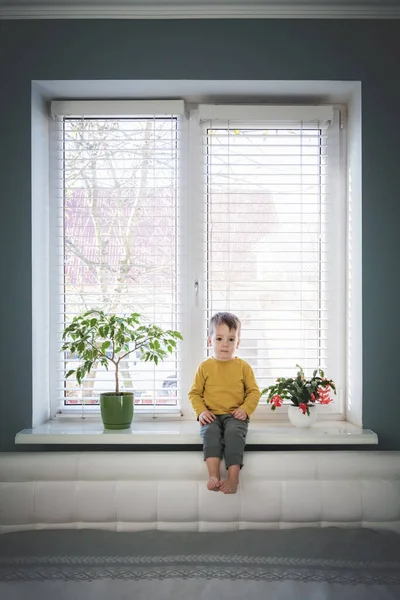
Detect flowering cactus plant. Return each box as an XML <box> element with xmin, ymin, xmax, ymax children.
<box><xmin>261</xmin><ymin>364</ymin><xmax>336</xmax><ymax>416</ymax></box>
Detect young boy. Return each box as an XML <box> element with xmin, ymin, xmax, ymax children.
<box><xmin>189</xmin><ymin>312</ymin><xmax>260</xmax><ymax>494</ymax></box>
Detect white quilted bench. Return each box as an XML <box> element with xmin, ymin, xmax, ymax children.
<box><xmin>1</xmin><ymin>451</ymin><xmax>399</xmax><ymax>534</ymax></box>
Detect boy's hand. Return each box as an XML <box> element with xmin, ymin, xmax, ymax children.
<box><xmin>231</xmin><ymin>408</ymin><xmax>247</xmax><ymax>421</ymax></box>
<box><xmin>199</xmin><ymin>411</ymin><xmax>216</xmax><ymax>425</ymax></box>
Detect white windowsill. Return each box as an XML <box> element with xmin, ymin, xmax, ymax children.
<box><xmin>16</xmin><ymin>419</ymin><xmax>378</xmax><ymax>445</ymax></box>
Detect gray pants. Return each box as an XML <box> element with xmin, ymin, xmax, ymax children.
<box><xmin>200</xmin><ymin>414</ymin><xmax>249</xmax><ymax>469</ymax></box>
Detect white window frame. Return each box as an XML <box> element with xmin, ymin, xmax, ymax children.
<box><xmin>42</xmin><ymin>97</ymin><xmax>348</xmax><ymax>423</ymax></box>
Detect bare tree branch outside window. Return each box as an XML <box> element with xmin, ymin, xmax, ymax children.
<box><xmin>62</xmin><ymin>118</ymin><xmax>178</xmax><ymax>405</ymax></box>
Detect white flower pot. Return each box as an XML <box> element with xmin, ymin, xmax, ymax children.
<box><xmin>288</xmin><ymin>404</ymin><xmax>317</xmax><ymax>428</ymax></box>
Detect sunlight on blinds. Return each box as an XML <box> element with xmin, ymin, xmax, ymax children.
<box><xmin>53</xmin><ymin>115</ymin><xmax>180</xmax><ymax>407</ymax></box>
<box><xmin>203</xmin><ymin>120</ymin><xmax>331</xmax><ymax>393</ymax></box>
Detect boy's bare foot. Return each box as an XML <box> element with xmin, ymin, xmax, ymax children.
<box><xmin>220</xmin><ymin>479</ymin><xmax>238</xmax><ymax>494</ymax></box>
<box><xmin>207</xmin><ymin>476</ymin><xmax>220</xmax><ymax>491</ymax></box>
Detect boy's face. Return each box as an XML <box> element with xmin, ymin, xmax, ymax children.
<box><xmin>208</xmin><ymin>323</ymin><xmax>240</xmax><ymax>361</ymax></box>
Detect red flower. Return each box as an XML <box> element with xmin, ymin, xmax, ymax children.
<box><xmin>310</xmin><ymin>393</ymin><xmax>316</xmax><ymax>402</ymax></box>
<box><xmin>318</xmin><ymin>386</ymin><xmax>333</xmax><ymax>405</ymax></box>
<box><xmin>271</xmin><ymin>394</ymin><xmax>283</xmax><ymax>408</ymax></box>
<box><xmin>299</xmin><ymin>403</ymin><xmax>308</xmax><ymax>415</ymax></box>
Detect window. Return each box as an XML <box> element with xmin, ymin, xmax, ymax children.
<box><xmin>50</xmin><ymin>101</ymin><xmax>184</xmax><ymax>413</ymax></box>
<box><xmin>50</xmin><ymin>101</ymin><xmax>345</xmax><ymax>417</ymax></box>
<box><xmin>200</xmin><ymin>106</ymin><xmax>344</xmax><ymax>406</ymax></box>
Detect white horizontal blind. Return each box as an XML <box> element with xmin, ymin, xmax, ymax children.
<box><xmin>202</xmin><ymin>109</ymin><xmax>340</xmax><ymax>395</ymax></box>
<box><xmin>51</xmin><ymin>102</ymin><xmax>182</xmax><ymax>409</ymax></box>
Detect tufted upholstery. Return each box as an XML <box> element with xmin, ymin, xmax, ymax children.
<box><xmin>1</xmin><ymin>451</ymin><xmax>400</xmax><ymax>534</ymax></box>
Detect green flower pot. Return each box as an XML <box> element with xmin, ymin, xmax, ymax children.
<box><xmin>100</xmin><ymin>392</ymin><xmax>134</xmax><ymax>430</ymax></box>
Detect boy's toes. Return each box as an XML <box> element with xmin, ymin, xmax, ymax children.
<box><xmin>220</xmin><ymin>480</ymin><xmax>238</xmax><ymax>494</ymax></box>
<box><xmin>207</xmin><ymin>477</ymin><xmax>220</xmax><ymax>491</ymax></box>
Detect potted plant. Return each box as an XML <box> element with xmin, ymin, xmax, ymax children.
<box><xmin>261</xmin><ymin>364</ymin><xmax>336</xmax><ymax>428</ymax></box>
<box><xmin>61</xmin><ymin>310</ymin><xmax>183</xmax><ymax>429</ymax></box>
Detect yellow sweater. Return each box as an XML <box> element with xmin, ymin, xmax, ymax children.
<box><xmin>189</xmin><ymin>357</ymin><xmax>260</xmax><ymax>418</ymax></box>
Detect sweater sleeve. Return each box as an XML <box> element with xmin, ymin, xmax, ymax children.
<box><xmin>188</xmin><ymin>365</ymin><xmax>208</xmax><ymax>418</ymax></box>
<box><xmin>241</xmin><ymin>363</ymin><xmax>260</xmax><ymax>417</ymax></box>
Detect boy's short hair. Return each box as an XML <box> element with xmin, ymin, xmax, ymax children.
<box><xmin>208</xmin><ymin>312</ymin><xmax>241</xmax><ymax>337</ymax></box>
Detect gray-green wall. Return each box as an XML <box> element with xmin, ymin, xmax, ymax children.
<box><xmin>0</xmin><ymin>19</ymin><xmax>399</xmax><ymax>451</ymax></box>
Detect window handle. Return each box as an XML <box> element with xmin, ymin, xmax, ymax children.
<box><xmin>194</xmin><ymin>280</ymin><xmax>199</xmax><ymax>307</ymax></box>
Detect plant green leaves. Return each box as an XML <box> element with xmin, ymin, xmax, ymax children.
<box><xmin>61</xmin><ymin>310</ymin><xmax>183</xmax><ymax>394</ymax></box>
<box><xmin>261</xmin><ymin>364</ymin><xmax>336</xmax><ymax>407</ymax></box>
<box><xmin>101</xmin><ymin>341</ymin><xmax>110</xmax><ymax>354</ymax></box>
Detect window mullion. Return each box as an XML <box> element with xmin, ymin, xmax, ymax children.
<box><xmin>179</xmin><ymin>109</ymin><xmax>206</xmax><ymax>418</ymax></box>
